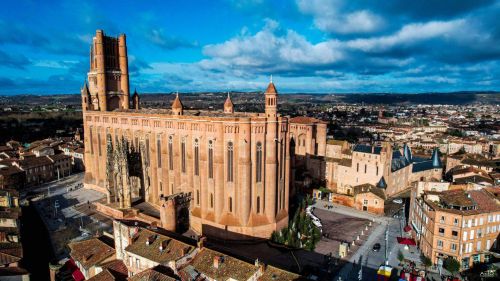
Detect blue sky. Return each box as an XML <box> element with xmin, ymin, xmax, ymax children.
<box><xmin>0</xmin><ymin>0</ymin><xmax>499</xmax><ymax>94</ymax></box>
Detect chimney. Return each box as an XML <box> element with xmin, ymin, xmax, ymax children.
<box><xmin>159</xmin><ymin>240</ymin><xmax>168</xmax><ymax>252</ymax></box>
<box><xmin>213</xmin><ymin>255</ymin><xmax>223</xmax><ymax>269</ymax></box>
<box><xmin>146</xmin><ymin>235</ymin><xmax>156</xmax><ymax>245</ymax></box>
<box><xmin>181</xmin><ymin>246</ymin><xmax>189</xmax><ymax>256</ymax></box>
<box><xmin>150</xmin><ymin>221</ymin><xmax>158</xmax><ymax>229</ymax></box>
<box><xmin>259</xmin><ymin>263</ymin><xmax>266</xmax><ymax>274</ymax></box>
<box><xmin>197</xmin><ymin>236</ymin><xmax>207</xmax><ymax>249</ymax></box>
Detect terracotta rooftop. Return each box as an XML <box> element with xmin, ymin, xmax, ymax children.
<box><xmin>326</xmin><ymin>139</ymin><xmax>347</xmax><ymax>145</ymax></box>
<box><xmin>181</xmin><ymin>248</ymin><xmax>257</xmax><ymax>281</ymax></box>
<box><xmin>260</xmin><ymin>265</ymin><xmax>303</xmax><ymax>281</ymax></box>
<box><xmin>171</xmin><ymin>94</ymin><xmax>183</xmax><ymax>109</ymax></box>
<box><xmin>265</xmin><ymin>82</ymin><xmax>277</xmax><ymax>94</ymax></box>
<box><xmin>424</xmin><ymin>189</ymin><xmax>500</xmax><ymax>215</ymax></box>
<box><xmin>48</xmin><ymin>154</ymin><xmax>71</xmax><ymax>162</ymax></box>
<box><xmin>125</xmin><ymin>228</ymin><xmax>194</xmax><ymax>264</ymax></box>
<box><xmin>129</xmin><ymin>265</ymin><xmax>178</xmax><ymax>281</ymax></box>
<box><xmin>0</xmin><ymin>243</ymin><xmax>22</xmax><ymax>266</ymax></box>
<box><xmin>87</xmin><ymin>260</ymin><xmax>128</xmax><ymax>281</ymax></box>
<box><xmin>0</xmin><ymin>165</ymin><xmax>23</xmax><ymax>176</ymax></box>
<box><xmin>68</xmin><ymin>237</ymin><xmax>115</xmax><ymax>270</ymax></box>
<box><xmin>15</xmin><ymin>156</ymin><xmax>53</xmax><ymax>169</ymax></box>
<box><xmin>289</xmin><ymin>116</ymin><xmax>326</xmax><ymax>124</ymax></box>
<box><xmin>0</xmin><ymin>146</ymin><xmax>12</xmax><ymax>153</ymax></box>
<box><xmin>353</xmin><ymin>183</ymin><xmax>386</xmax><ymax>200</ymax></box>
<box><xmin>454</xmin><ymin>175</ymin><xmax>493</xmax><ymax>185</ymax></box>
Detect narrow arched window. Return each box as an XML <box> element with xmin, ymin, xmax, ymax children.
<box><xmin>145</xmin><ymin>137</ymin><xmax>150</xmax><ymax>164</ymax></box>
<box><xmin>181</xmin><ymin>137</ymin><xmax>186</xmax><ymax>173</ymax></box>
<box><xmin>97</xmin><ymin>131</ymin><xmax>102</xmax><ymax>156</ymax></box>
<box><xmin>376</xmin><ymin>165</ymin><xmax>379</xmax><ymax>176</ymax></box>
<box><xmin>210</xmin><ymin>193</ymin><xmax>214</xmax><ymax>208</ymax></box>
<box><xmin>227</xmin><ymin>142</ymin><xmax>233</xmax><ymax>182</ymax></box>
<box><xmin>229</xmin><ymin>197</ymin><xmax>233</xmax><ymax>212</ymax></box>
<box><xmin>157</xmin><ymin>134</ymin><xmax>162</xmax><ymax>168</ymax></box>
<box><xmin>280</xmin><ymin>139</ymin><xmax>284</xmax><ymax>179</ymax></box>
<box><xmin>256</xmin><ymin>196</ymin><xmax>260</xmax><ymax>213</ymax></box>
<box><xmin>194</xmin><ymin>139</ymin><xmax>199</xmax><ymax>176</ymax></box>
<box><xmin>196</xmin><ymin>190</ymin><xmax>200</xmax><ymax>205</ymax></box>
<box><xmin>256</xmin><ymin>142</ymin><xmax>262</xmax><ymax>182</ymax></box>
<box><xmin>168</xmin><ymin>135</ymin><xmax>173</xmax><ymax>170</ymax></box>
<box><xmin>357</xmin><ymin>163</ymin><xmax>359</xmax><ymax>172</ymax></box>
<box><xmin>89</xmin><ymin>127</ymin><xmax>94</xmax><ymax>154</ymax></box>
<box><xmin>364</xmin><ymin>164</ymin><xmax>367</xmax><ymax>174</ymax></box>
<box><xmin>208</xmin><ymin>140</ymin><xmax>214</xmax><ymax>179</ymax></box>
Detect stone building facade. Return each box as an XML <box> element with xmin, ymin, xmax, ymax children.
<box><xmin>410</xmin><ymin>188</ymin><xmax>500</xmax><ymax>270</ymax></box>
<box><xmin>82</xmin><ymin>30</ymin><xmax>292</xmax><ymax>239</ymax></box>
<box><xmin>325</xmin><ymin>142</ymin><xmax>443</xmax><ymax>198</ymax></box>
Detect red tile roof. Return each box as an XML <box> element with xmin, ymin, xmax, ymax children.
<box><xmin>265</xmin><ymin>82</ymin><xmax>277</xmax><ymax>94</ymax></box>
<box><xmin>289</xmin><ymin>116</ymin><xmax>324</xmax><ymax>124</ymax></box>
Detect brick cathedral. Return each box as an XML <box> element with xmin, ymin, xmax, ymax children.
<box><xmin>81</xmin><ymin>30</ymin><xmax>325</xmax><ymax>239</ymax></box>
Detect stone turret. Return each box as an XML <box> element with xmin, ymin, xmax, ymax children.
<box><xmin>132</xmin><ymin>89</ymin><xmax>140</xmax><ymax>110</ymax></box>
<box><xmin>81</xmin><ymin>82</ymin><xmax>91</xmax><ymax>111</ymax></box>
<box><xmin>160</xmin><ymin>196</ymin><xmax>176</xmax><ymax>232</ymax></box>
<box><xmin>171</xmin><ymin>92</ymin><xmax>183</xmax><ymax>115</ymax></box>
<box><xmin>264</xmin><ymin>80</ymin><xmax>278</xmax><ymax>118</ymax></box>
<box><xmin>264</xmin><ymin>79</ymin><xmax>278</xmax><ymax>220</ymax></box>
<box><xmin>223</xmin><ymin>93</ymin><xmax>234</xmax><ymax>114</ymax></box>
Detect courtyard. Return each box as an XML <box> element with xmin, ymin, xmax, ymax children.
<box><xmin>312</xmin><ymin>207</ymin><xmax>374</xmax><ymax>258</ymax></box>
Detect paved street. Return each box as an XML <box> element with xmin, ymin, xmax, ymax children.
<box><xmin>25</xmin><ymin>173</ymin><xmax>110</xmax><ymax>259</ymax></box>
<box><xmin>313</xmin><ymin>200</ymin><xmax>422</xmax><ymax>280</ymax></box>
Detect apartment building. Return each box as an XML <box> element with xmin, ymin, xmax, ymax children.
<box><xmin>410</xmin><ymin>188</ymin><xmax>500</xmax><ymax>270</ymax></box>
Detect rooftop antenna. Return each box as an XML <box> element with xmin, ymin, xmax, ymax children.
<box><xmin>270</xmin><ymin>74</ymin><xmax>273</xmax><ymax>83</ymax></box>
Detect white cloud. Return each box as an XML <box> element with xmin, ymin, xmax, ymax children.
<box><xmin>296</xmin><ymin>0</ymin><xmax>384</xmax><ymax>34</ymax></box>
<box><xmin>201</xmin><ymin>19</ymin><xmax>344</xmax><ymax>73</ymax></box>
<box><xmin>346</xmin><ymin>19</ymin><xmax>466</xmax><ymax>52</ymax></box>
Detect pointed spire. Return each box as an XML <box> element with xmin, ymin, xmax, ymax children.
<box><xmin>403</xmin><ymin>143</ymin><xmax>412</xmax><ymax>163</ymax></box>
<box><xmin>224</xmin><ymin>92</ymin><xmax>234</xmax><ymax>114</ymax></box>
<box><xmin>82</xmin><ymin>81</ymin><xmax>89</xmax><ymax>95</ymax></box>
<box><xmin>377</xmin><ymin>177</ymin><xmax>387</xmax><ymax>189</ymax></box>
<box><xmin>265</xmin><ymin>81</ymin><xmax>277</xmax><ymax>94</ymax></box>
<box><xmin>171</xmin><ymin>92</ymin><xmax>183</xmax><ymax>115</ymax></box>
<box><xmin>431</xmin><ymin>148</ymin><xmax>442</xmax><ymax>168</ymax></box>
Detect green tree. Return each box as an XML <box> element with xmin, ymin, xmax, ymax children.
<box><xmin>444</xmin><ymin>257</ymin><xmax>461</xmax><ymax>277</ymax></box>
<box><xmin>397</xmin><ymin>250</ymin><xmax>405</xmax><ymax>265</ymax></box>
<box><xmin>420</xmin><ymin>254</ymin><xmax>432</xmax><ymax>276</ymax></box>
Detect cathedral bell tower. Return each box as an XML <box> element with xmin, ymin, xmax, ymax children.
<box><xmin>85</xmin><ymin>30</ymin><xmax>130</xmax><ymax>111</ymax></box>
<box><xmin>264</xmin><ymin>77</ymin><xmax>279</xmax><ymax>220</ymax></box>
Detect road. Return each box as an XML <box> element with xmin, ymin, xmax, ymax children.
<box><xmin>313</xmin><ymin>200</ymin><xmax>414</xmax><ymax>281</ymax></box>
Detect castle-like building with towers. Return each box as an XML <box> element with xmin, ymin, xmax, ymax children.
<box><xmin>81</xmin><ymin>30</ymin><xmax>443</xmax><ymax>239</ymax></box>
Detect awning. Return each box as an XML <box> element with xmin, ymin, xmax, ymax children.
<box><xmin>397</xmin><ymin>237</ymin><xmax>417</xmax><ymax>246</ymax></box>
<box><xmin>65</xmin><ymin>259</ymin><xmax>85</xmax><ymax>281</ymax></box>
<box><xmin>403</xmin><ymin>225</ymin><xmax>412</xmax><ymax>232</ymax></box>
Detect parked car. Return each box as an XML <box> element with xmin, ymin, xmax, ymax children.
<box><xmin>392</xmin><ymin>198</ymin><xmax>403</xmax><ymax>204</ymax></box>
<box><xmin>372</xmin><ymin>243</ymin><xmax>381</xmax><ymax>252</ymax></box>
